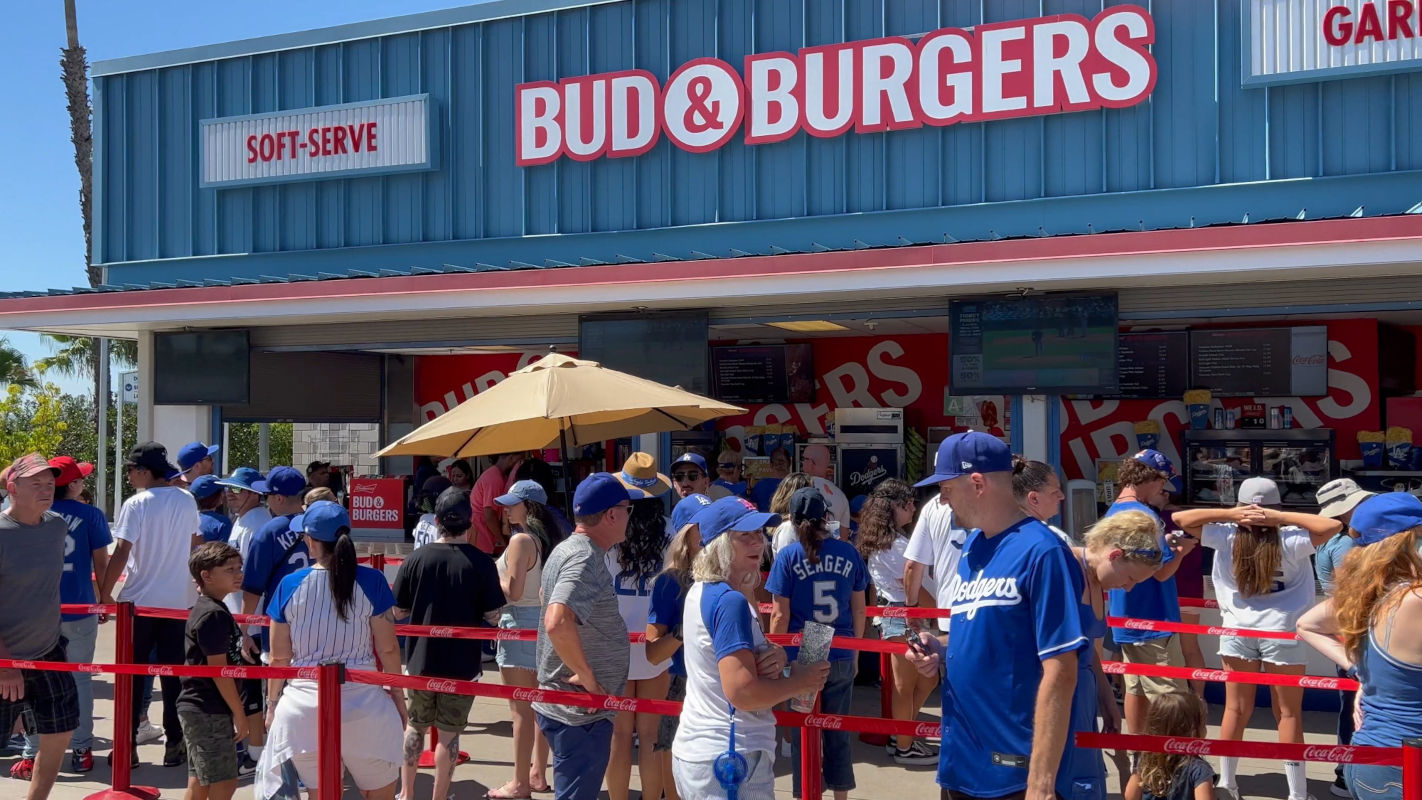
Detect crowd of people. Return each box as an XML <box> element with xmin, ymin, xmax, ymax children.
<box><xmin>1</xmin><ymin>433</ymin><xmax>1421</xmax><ymax>800</ymax></box>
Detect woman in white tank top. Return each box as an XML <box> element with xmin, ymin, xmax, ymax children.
<box><xmin>490</xmin><ymin>481</ymin><xmax>563</xmax><ymax>799</ymax></box>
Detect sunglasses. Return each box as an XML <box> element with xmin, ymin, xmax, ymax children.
<box><xmin>1128</xmin><ymin>548</ymin><xmax>1162</xmax><ymax>560</ymax></box>
<box><xmin>671</xmin><ymin>471</ymin><xmax>703</xmax><ymax>482</ymax></box>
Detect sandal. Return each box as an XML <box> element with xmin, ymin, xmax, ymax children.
<box><xmin>529</xmin><ymin>778</ymin><xmax>552</xmax><ymax>794</ymax></box>
<box><xmin>488</xmin><ymin>782</ymin><xmax>533</xmax><ymax>800</ymax></box>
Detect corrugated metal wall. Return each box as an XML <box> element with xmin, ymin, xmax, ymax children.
<box><xmin>95</xmin><ymin>0</ymin><xmax>1422</xmax><ymax>269</ymax></box>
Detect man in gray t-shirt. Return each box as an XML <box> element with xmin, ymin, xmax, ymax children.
<box><xmin>534</xmin><ymin>473</ymin><xmax>639</xmax><ymax>800</ymax></box>
<box><xmin>0</xmin><ymin>453</ymin><xmax>77</xmax><ymax>800</ymax></box>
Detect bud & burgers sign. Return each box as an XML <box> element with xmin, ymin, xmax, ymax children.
<box><xmin>515</xmin><ymin>5</ymin><xmax>1156</xmax><ymax>165</ymax></box>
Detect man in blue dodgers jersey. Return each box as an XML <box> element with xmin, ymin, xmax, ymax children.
<box><xmin>1104</xmin><ymin>450</ymin><xmax>1198</xmax><ymax>738</ymax></box>
<box><xmin>904</xmin><ymin>432</ymin><xmax>1087</xmax><ymax>800</ymax></box>
<box><xmin>240</xmin><ymin>467</ymin><xmax>312</xmax><ymax>654</ymax></box>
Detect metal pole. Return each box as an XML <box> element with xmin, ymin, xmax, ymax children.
<box><xmin>113</xmin><ymin>386</ymin><xmax>123</xmax><ymax>514</ymax></box>
<box><xmin>96</xmin><ymin>338</ymin><xmax>109</xmax><ymax>517</ymax></box>
<box><xmin>317</xmin><ymin>662</ymin><xmax>346</xmax><ymax>800</ymax></box>
<box><xmin>258</xmin><ymin>422</ymin><xmax>271</xmax><ymax>472</ymax></box>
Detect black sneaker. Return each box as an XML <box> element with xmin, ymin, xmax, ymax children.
<box><xmin>1331</xmin><ymin>777</ymin><xmax>1350</xmax><ymax>798</ymax></box>
<box><xmin>893</xmin><ymin>740</ymin><xmax>939</xmax><ymax>766</ymax></box>
<box><xmin>163</xmin><ymin>740</ymin><xmax>186</xmax><ymax>767</ymax></box>
<box><xmin>237</xmin><ymin>753</ymin><xmax>258</xmax><ymax>778</ymax></box>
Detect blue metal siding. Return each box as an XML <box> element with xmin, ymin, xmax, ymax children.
<box><xmin>94</xmin><ymin>0</ymin><xmax>1422</xmax><ymax>282</ymax></box>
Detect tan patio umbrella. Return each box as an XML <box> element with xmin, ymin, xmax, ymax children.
<box><xmin>375</xmin><ymin>353</ymin><xmax>745</xmax><ymax>459</ymax></box>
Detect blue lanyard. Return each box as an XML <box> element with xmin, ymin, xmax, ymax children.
<box><xmin>714</xmin><ymin>702</ymin><xmax>748</xmax><ymax>800</ymax></box>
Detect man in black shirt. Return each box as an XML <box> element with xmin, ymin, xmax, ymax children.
<box><xmin>179</xmin><ymin>542</ymin><xmax>250</xmax><ymax>800</ymax></box>
<box><xmin>393</xmin><ymin>487</ymin><xmax>506</xmax><ymax>800</ymax></box>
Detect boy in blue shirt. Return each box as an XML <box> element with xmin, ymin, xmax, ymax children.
<box><xmin>1104</xmin><ymin>450</ymin><xmax>1197</xmax><ymax>738</ymax></box>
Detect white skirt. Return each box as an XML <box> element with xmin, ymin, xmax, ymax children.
<box><xmin>254</xmin><ymin>678</ymin><xmax>404</xmax><ymax>799</ymax></box>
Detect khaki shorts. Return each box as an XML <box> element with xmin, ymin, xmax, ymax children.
<box><xmin>1121</xmin><ymin>635</ymin><xmax>1187</xmax><ymax>698</ymax></box>
<box><xmin>407</xmin><ymin>688</ymin><xmax>475</xmax><ymax>734</ymax></box>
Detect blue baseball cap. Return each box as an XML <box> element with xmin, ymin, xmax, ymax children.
<box><xmin>573</xmin><ymin>472</ymin><xmax>645</xmax><ymax>517</ymax></box>
<box><xmin>177</xmin><ymin>441</ymin><xmax>221</xmax><ymax>473</ymax></box>
<box><xmin>254</xmin><ymin>466</ymin><xmax>306</xmax><ymax>497</ymax></box>
<box><xmin>849</xmin><ymin>495</ymin><xmax>868</xmax><ymax>515</ymax></box>
<box><xmin>1350</xmin><ymin>492</ymin><xmax>1422</xmax><ymax>547</ymax></box>
<box><xmin>692</xmin><ymin>496</ymin><xmax>781</xmax><ymax>546</ymax></box>
<box><xmin>1133</xmin><ymin>449</ymin><xmax>1182</xmax><ymax>492</ymax></box>
<box><xmin>497</xmin><ymin>479</ymin><xmax>548</xmax><ymax>507</ymax></box>
<box><xmin>672</xmin><ymin>493</ymin><xmax>714</xmax><ymax>531</ymax></box>
<box><xmin>672</xmin><ymin>453</ymin><xmax>708</xmax><ymax>473</ymax></box>
<box><xmin>216</xmin><ymin>467</ymin><xmax>266</xmax><ymax>494</ymax></box>
<box><xmin>915</xmin><ymin>431</ymin><xmax>1013</xmax><ymax>488</ymax></box>
<box><xmin>290</xmin><ymin>500</ymin><xmax>351</xmax><ymax>542</ymax></box>
<box><xmin>189</xmin><ymin>474</ymin><xmax>223</xmax><ymax>500</ymax></box>
<box><xmin>790</xmin><ymin>487</ymin><xmax>828</xmax><ymax>522</ymax></box>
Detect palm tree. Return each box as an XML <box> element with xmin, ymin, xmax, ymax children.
<box><xmin>36</xmin><ymin>335</ymin><xmax>135</xmax><ymax>378</ymax></box>
<box><xmin>0</xmin><ymin>340</ymin><xmax>37</xmax><ymax>388</ymax></box>
<box><xmin>62</xmin><ymin>0</ymin><xmax>95</xmax><ymax>287</ymax></box>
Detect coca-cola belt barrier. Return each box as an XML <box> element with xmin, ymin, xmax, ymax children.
<box><xmin>1107</xmin><ymin>616</ymin><xmax>1299</xmax><ymax>641</ymax></box>
<box><xmin>1100</xmin><ymin>660</ymin><xmax>1359</xmax><ymax>691</ymax></box>
<box><xmin>343</xmin><ymin>668</ymin><xmax>943</xmax><ymax>739</ymax></box>
<box><xmin>1075</xmin><ymin>732</ymin><xmax>1403</xmax><ymax>765</ymax></box>
<box><xmin>0</xmin><ymin>657</ymin><xmax>308</xmax><ymax>681</ymax></box>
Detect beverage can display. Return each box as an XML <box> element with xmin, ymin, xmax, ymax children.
<box><xmin>1214</xmin><ymin>408</ymin><xmax>1225</xmax><ymax>429</ymax></box>
<box><xmin>1282</xmin><ymin>405</ymin><xmax>1293</xmax><ymax>429</ymax></box>
<box><xmin>1269</xmin><ymin>407</ymin><xmax>1282</xmax><ymax>429</ymax></box>
<box><xmin>1226</xmin><ymin>410</ymin><xmax>1237</xmax><ymax>429</ymax></box>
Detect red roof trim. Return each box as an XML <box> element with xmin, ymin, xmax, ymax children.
<box><xmin>3</xmin><ymin>215</ymin><xmax>1420</xmax><ymax>316</ymax></box>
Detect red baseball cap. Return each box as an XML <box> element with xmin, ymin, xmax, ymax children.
<box><xmin>1</xmin><ymin>453</ymin><xmax>62</xmax><ymax>485</ymax></box>
<box><xmin>49</xmin><ymin>456</ymin><xmax>95</xmax><ymax>487</ymax></box>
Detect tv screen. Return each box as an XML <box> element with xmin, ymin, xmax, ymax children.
<box><xmin>154</xmin><ymin>330</ymin><xmax>250</xmax><ymax>405</ymax></box>
<box><xmin>579</xmin><ymin>312</ymin><xmax>710</xmax><ymax>395</ymax></box>
<box><xmin>1111</xmin><ymin>331</ymin><xmax>1191</xmax><ymax>399</ymax></box>
<box><xmin>711</xmin><ymin>344</ymin><xmax>814</xmax><ymax>404</ymax></box>
<box><xmin>949</xmin><ymin>293</ymin><xmax>1119</xmax><ymax>394</ymax></box>
<box><xmin>1189</xmin><ymin>326</ymin><xmax>1328</xmax><ymax>397</ymax></box>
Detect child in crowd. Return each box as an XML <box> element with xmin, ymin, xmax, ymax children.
<box><xmin>178</xmin><ymin>542</ymin><xmax>252</xmax><ymax>800</ymax></box>
<box><xmin>1124</xmin><ymin>692</ymin><xmax>1215</xmax><ymax>800</ymax></box>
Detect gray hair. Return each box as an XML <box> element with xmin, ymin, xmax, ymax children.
<box><xmin>691</xmin><ymin>535</ymin><xmax>758</xmax><ymax>594</ymax></box>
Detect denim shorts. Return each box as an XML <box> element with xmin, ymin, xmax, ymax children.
<box><xmin>877</xmin><ymin>600</ymin><xmax>908</xmax><ymax>640</ymax></box>
<box><xmin>654</xmin><ymin>674</ymin><xmax>686</xmax><ymax>752</ymax></box>
<box><xmin>1219</xmin><ymin>633</ymin><xmax>1306</xmax><ymax>666</ymax></box>
<box><xmin>497</xmin><ymin>605</ymin><xmax>541</xmax><ymax>671</ymax></box>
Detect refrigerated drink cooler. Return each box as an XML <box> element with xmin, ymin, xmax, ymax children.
<box><xmin>833</xmin><ymin>408</ymin><xmax>905</xmax><ymax>498</ymax></box>
<box><xmin>1182</xmin><ymin>429</ymin><xmax>1335</xmax><ymax>509</ymax></box>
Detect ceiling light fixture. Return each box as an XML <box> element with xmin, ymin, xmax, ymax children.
<box><xmin>766</xmin><ymin>320</ymin><xmax>850</xmax><ymax>332</ymax></box>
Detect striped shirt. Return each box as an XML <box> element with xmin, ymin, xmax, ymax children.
<box><xmin>268</xmin><ymin>564</ymin><xmax>395</xmax><ymax>670</ymax></box>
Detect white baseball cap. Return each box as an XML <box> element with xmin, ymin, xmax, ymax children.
<box><xmin>1237</xmin><ymin>476</ymin><xmax>1282</xmax><ymax>507</ymax></box>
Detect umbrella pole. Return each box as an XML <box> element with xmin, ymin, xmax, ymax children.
<box><xmin>559</xmin><ymin>426</ymin><xmax>575</xmax><ymax>521</ymax></box>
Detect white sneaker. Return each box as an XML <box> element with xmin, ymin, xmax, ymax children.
<box><xmin>1220</xmin><ymin>785</ymin><xmax>1242</xmax><ymax>800</ymax></box>
<box><xmin>135</xmin><ymin>721</ymin><xmax>164</xmax><ymax>745</ymax></box>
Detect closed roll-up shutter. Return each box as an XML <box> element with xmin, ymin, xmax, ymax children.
<box><xmin>222</xmin><ymin>351</ymin><xmax>381</xmax><ymax>422</ymax></box>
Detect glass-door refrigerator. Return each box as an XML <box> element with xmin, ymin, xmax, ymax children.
<box><xmin>1182</xmin><ymin>429</ymin><xmax>1335</xmax><ymax>509</ymax></box>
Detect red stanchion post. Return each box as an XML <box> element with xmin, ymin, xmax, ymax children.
<box><xmin>1403</xmin><ymin>737</ymin><xmax>1422</xmax><ymax>800</ymax></box>
<box><xmin>802</xmin><ymin>697</ymin><xmax>824</xmax><ymax>800</ymax></box>
<box><xmin>317</xmin><ymin>662</ymin><xmax>346</xmax><ymax>800</ymax></box>
<box><xmin>86</xmin><ymin>602</ymin><xmax>159</xmax><ymax>800</ymax></box>
<box><xmin>859</xmin><ymin>652</ymin><xmax>892</xmax><ymax>748</ymax></box>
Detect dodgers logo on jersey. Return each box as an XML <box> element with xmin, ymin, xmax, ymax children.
<box><xmin>945</xmin><ymin>570</ymin><xmax>1022</xmax><ymax>620</ymax></box>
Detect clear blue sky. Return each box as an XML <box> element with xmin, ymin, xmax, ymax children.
<box><xmin>0</xmin><ymin>0</ymin><xmax>478</xmax><ymax>394</ymax></box>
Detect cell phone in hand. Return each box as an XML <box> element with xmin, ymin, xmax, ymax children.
<box><xmin>906</xmin><ymin>635</ymin><xmax>931</xmax><ymax>657</ymax></box>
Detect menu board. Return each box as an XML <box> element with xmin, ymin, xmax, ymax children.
<box><xmin>1189</xmin><ymin>326</ymin><xmax>1328</xmax><ymax>397</ymax></box>
<box><xmin>1111</xmin><ymin>331</ymin><xmax>1190</xmax><ymax>399</ymax></box>
<box><xmin>711</xmin><ymin>344</ymin><xmax>814</xmax><ymax>403</ymax></box>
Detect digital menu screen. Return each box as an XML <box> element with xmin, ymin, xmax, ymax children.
<box><xmin>1188</xmin><ymin>326</ymin><xmax>1328</xmax><ymax>397</ymax></box>
<box><xmin>711</xmin><ymin>344</ymin><xmax>814</xmax><ymax>404</ymax></box>
<box><xmin>1111</xmin><ymin>331</ymin><xmax>1190</xmax><ymax>399</ymax></box>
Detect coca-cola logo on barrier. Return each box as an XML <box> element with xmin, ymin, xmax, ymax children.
<box><xmin>1163</xmin><ymin>739</ymin><xmax>1213</xmax><ymax>755</ymax></box>
<box><xmin>297</xmin><ymin>668</ymin><xmax>319</xmax><ymax>680</ymax></box>
<box><xmin>1190</xmin><ymin>669</ymin><xmax>1230</xmax><ymax>682</ymax></box>
<box><xmin>1101</xmin><ymin>662</ymin><xmax>1127</xmax><ymax>674</ymax></box>
<box><xmin>879</xmin><ymin>607</ymin><xmax>909</xmax><ymax>618</ymax></box>
<box><xmin>11</xmin><ymin>660</ymin><xmax>36</xmax><ymax>669</ymax></box>
<box><xmin>1124</xmin><ymin>620</ymin><xmax>1156</xmax><ymax>630</ymax></box>
<box><xmin>1207</xmin><ymin>626</ymin><xmax>1239</xmax><ymax>637</ymax></box>
<box><xmin>426</xmin><ymin>680</ymin><xmax>459</xmax><ymax>694</ymax></box>
<box><xmin>147</xmin><ymin>666</ymin><xmax>175</xmax><ymax>677</ymax></box>
<box><xmin>428</xmin><ymin>627</ymin><xmax>455</xmax><ymax>638</ymax></box>
<box><xmin>803</xmin><ymin>714</ymin><xmax>845</xmax><ymax>731</ymax></box>
<box><xmin>220</xmin><ymin>667</ymin><xmax>247</xmax><ymax>679</ymax></box>
<box><xmin>914</xmin><ymin>722</ymin><xmax>942</xmax><ymax>738</ymax></box>
<box><xmin>496</xmin><ymin>630</ymin><xmax>527</xmax><ymax>641</ymax></box>
<box><xmin>512</xmin><ymin>688</ymin><xmax>546</xmax><ymax>703</ymax></box>
<box><xmin>1302</xmin><ymin>745</ymin><xmax>1357</xmax><ymax>763</ymax></box>
<box><xmin>1298</xmin><ymin>676</ymin><xmax>1339</xmax><ymax>690</ymax></box>
<box><xmin>78</xmin><ymin>663</ymin><xmax>103</xmax><ymax>674</ymax></box>
<box><xmin>602</xmin><ymin>697</ymin><xmax>639</xmax><ymax>712</ymax></box>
